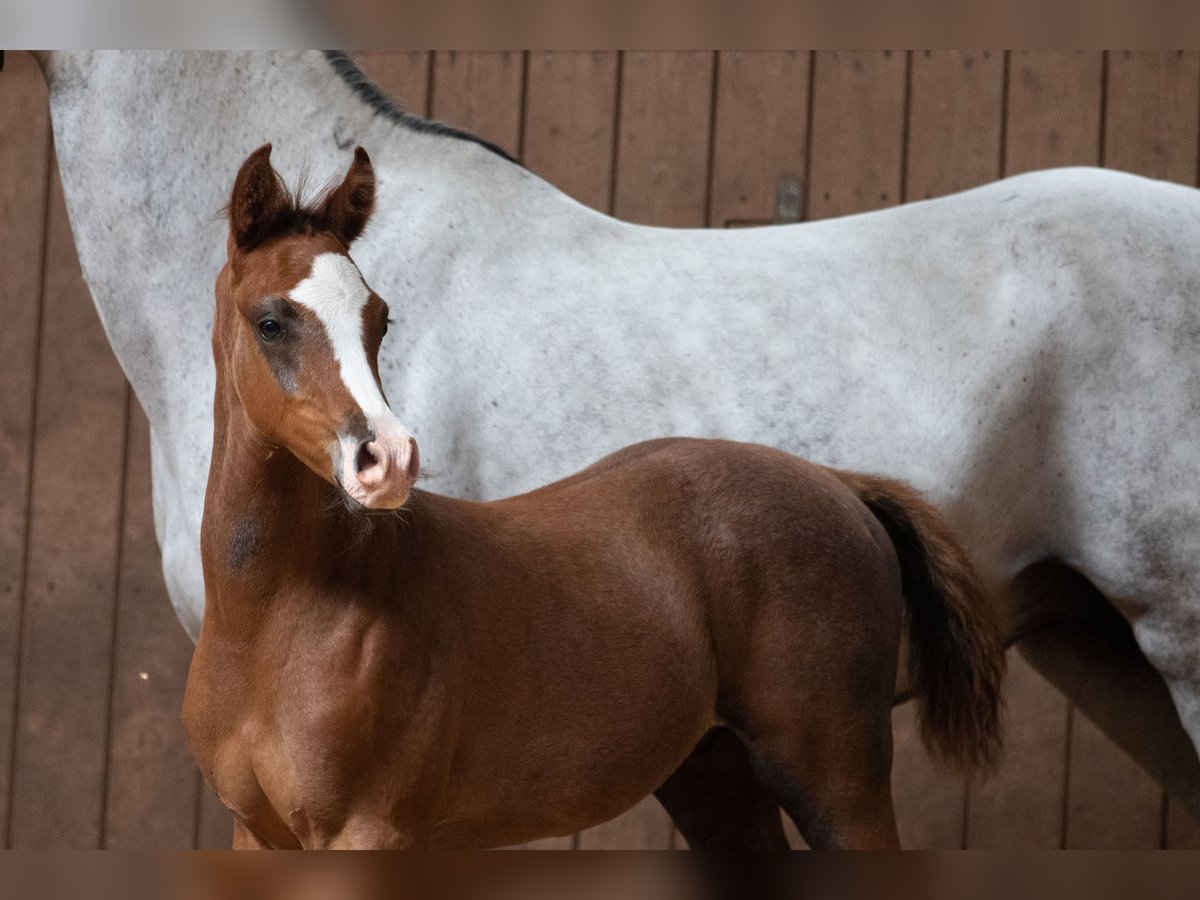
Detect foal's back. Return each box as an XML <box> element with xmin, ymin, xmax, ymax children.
<box><xmin>453</xmin><ymin>436</ymin><xmax>904</xmax><ymax>699</ymax></box>
<box><xmin>502</xmin><ymin>436</ymin><xmax>895</xmax><ymax>581</ymax></box>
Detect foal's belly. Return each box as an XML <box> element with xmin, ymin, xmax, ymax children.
<box><xmin>426</xmin><ymin>601</ymin><xmax>720</xmax><ymax>847</ymax></box>
<box><xmin>431</xmin><ymin>687</ymin><xmax>717</xmax><ymax>848</ymax></box>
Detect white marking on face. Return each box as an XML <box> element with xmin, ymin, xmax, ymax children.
<box><xmin>288</xmin><ymin>253</ymin><xmax>417</xmax><ymax>506</ymax></box>
<box><xmin>289</xmin><ymin>252</ymin><xmax>391</xmax><ymax>421</ymax></box>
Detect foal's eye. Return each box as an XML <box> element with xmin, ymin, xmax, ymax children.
<box><xmin>258</xmin><ymin>319</ymin><xmax>284</xmax><ymax>342</ymax></box>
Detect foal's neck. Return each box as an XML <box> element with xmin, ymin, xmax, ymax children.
<box><xmin>203</xmin><ymin>388</ymin><xmax>407</xmax><ymax>613</ymax></box>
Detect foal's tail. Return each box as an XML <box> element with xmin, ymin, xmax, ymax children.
<box><xmin>837</xmin><ymin>472</ymin><xmax>1006</xmax><ymax>776</ymax></box>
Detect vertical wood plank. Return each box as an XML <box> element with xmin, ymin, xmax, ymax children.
<box><xmin>906</xmin><ymin>50</ymin><xmax>1005</xmax><ymax>200</ymax></box>
<box><xmin>1065</xmin><ymin>715</ymin><xmax>1162</xmax><ymax>848</ymax></box>
<box><xmin>508</xmin><ymin>835</ymin><xmax>575</xmax><ymax>850</ymax></box>
<box><xmin>781</xmin><ymin>811</ymin><xmax>807</xmax><ymax>849</ymax></box>
<box><xmin>611</xmin><ymin>51</ymin><xmax>716</xmax><ymax>227</ymax></box>
<box><xmin>103</xmin><ymin>402</ymin><xmax>197</xmax><ymax>848</ymax></box>
<box><xmin>0</xmin><ymin>50</ymin><xmax>52</xmax><ymax>849</ymax></box>
<box><xmin>1167</xmin><ymin>801</ymin><xmax>1200</xmax><ymax>849</ymax></box>
<box><xmin>576</xmin><ymin>796</ymin><xmax>674</xmax><ymax>849</ymax></box>
<box><xmin>430</xmin><ymin>51</ymin><xmax>525</xmax><ymax>158</ymax></box>
<box><xmin>521</xmin><ymin>51</ymin><xmax>619</xmax><ymax>213</ymax></box>
<box><xmin>1004</xmin><ymin>50</ymin><xmax>1104</xmax><ymax>175</ymax></box>
<box><xmin>968</xmin><ymin>654</ymin><xmax>1071</xmax><ymax>848</ymax></box>
<box><xmin>806</xmin><ymin>50</ymin><xmax>908</xmax><ymax>221</ymax></box>
<box><xmin>355</xmin><ymin>51</ymin><xmax>432</xmax><ymax>117</ymax></box>
<box><xmin>708</xmin><ymin>51</ymin><xmax>810</xmax><ymax>226</ymax></box>
<box><xmin>967</xmin><ymin>51</ymin><xmax>1105</xmax><ymax>850</ymax></box>
<box><xmin>195</xmin><ymin>781</ymin><xmax>232</xmax><ymax>850</ymax></box>
<box><xmin>1104</xmin><ymin>50</ymin><xmax>1200</xmax><ymax>184</ymax></box>
<box><xmin>8</xmin><ymin>159</ymin><xmax>129</xmax><ymax>849</ymax></box>
<box><xmin>891</xmin><ymin>705</ymin><xmax>965</xmax><ymax>849</ymax></box>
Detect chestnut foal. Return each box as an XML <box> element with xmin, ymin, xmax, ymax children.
<box><xmin>184</xmin><ymin>145</ymin><xmax>1005</xmax><ymax>850</ymax></box>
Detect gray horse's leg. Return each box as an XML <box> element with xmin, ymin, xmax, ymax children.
<box><xmin>1006</xmin><ymin>562</ymin><xmax>1200</xmax><ymax>822</ymax></box>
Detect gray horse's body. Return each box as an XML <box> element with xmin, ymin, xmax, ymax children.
<box><xmin>38</xmin><ymin>52</ymin><xmax>1200</xmax><ymax>815</ymax></box>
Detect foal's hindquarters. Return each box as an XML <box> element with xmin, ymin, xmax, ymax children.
<box><xmin>187</xmin><ymin>438</ymin><xmax>1004</xmax><ymax>850</ymax></box>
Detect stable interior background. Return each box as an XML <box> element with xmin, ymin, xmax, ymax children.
<box><xmin>2</xmin><ymin>50</ymin><xmax>1199</xmax><ymax>849</ymax></box>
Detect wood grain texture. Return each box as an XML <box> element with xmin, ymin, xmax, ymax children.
<box><xmin>0</xmin><ymin>50</ymin><xmax>52</xmax><ymax>850</ymax></box>
<box><xmin>508</xmin><ymin>835</ymin><xmax>575</xmax><ymax>849</ymax></box>
<box><xmin>1065</xmin><ymin>713</ymin><xmax>1163</xmax><ymax>848</ymax></box>
<box><xmin>806</xmin><ymin>50</ymin><xmax>908</xmax><ymax>220</ymax></box>
<box><xmin>1104</xmin><ymin>50</ymin><xmax>1200</xmax><ymax>184</ymax></box>
<box><xmin>576</xmin><ymin>795</ymin><xmax>674</xmax><ymax>849</ymax></box>
<box><xmin>8</xmin><ymin>161</ymin><xmax>129</xmax><ymax>849</ymax></box>
<box><xmin>612</xmin><ymin>51</ymin><xmax>716</xmax><ymax>227</ymax></box>
<box><xmin>891</xmin><ymin>704</ymin><xmax>966</xmax><ymax>849</ymax></box>
<box><xmin>194</xmin><ymin>781</ymin><xmax>232</xmax><ymax>850</ymax></box>
<box><xmin>522</xmin><ymin>51</ymin><xmax>619</xmax><ymax>213</ymax></box>
<box><xmin>1167</xmin><ymin>799</ymin><xmax>1200</xmax><ymax>849</ymax></box>
<box><xmin>709</xmin><ymin>51</ymin><xmax>810</xmax><ymax>226</ymax></box>
<box><xmin>906</xmin><ymin>50</ymin><xmax>1005</xmax><ymax>200</ymax></box>
<box><xmin>968</xmin><ymin>653</ymin><xmax>1070</xmax><ymax>848</ymax></box>
<box><xmin>356</xmin><ymin>51</ymin><xmax>432</xmax><ymax>117</ymax></box>
<box><xmin>1004</xmin><ymin>51</ymin><xmax>1104</xmax><ymax>175</ymax></box>
<box><xmin>102</xmin><ymin>402</ymin><xmax>197</xmax><ymax>848</ymax></box>
<box><xmin>430</xmin><ymin>51</ymin><xmax>526</xmax><ymax>158</ymax></box>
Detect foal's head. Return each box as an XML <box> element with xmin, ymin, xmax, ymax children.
<box><xmin>216</xmin><ymin>144</ymin><xmax>419</xmax><ymax>511</ymax></box>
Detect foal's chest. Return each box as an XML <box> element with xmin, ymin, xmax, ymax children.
<box><xmin>185</xmin><ymin>617</ymin><xmax>447</xmax><ymax>848</ymax></box>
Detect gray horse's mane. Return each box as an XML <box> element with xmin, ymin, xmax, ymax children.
<box><xmin>322</xmin><ymin>51</ymin><xmax>519</xmax><ymax>165</ymax></box>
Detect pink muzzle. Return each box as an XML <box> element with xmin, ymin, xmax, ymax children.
<box><xmin>340</xmin><ymin>428</ymin><xmax>420</xmax><ymax>510</ymax></box>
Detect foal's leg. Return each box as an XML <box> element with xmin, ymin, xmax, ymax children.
<box><xmin>739</xmin><ymin>709</ymin><xmax>901</xmax><ymax>850</ymax></box>
<box><xmin>231</xmin><ymin>819</ymin><xmax>268</xmax><ymax>850</ymax></box>
<box><xmin>727</xmin><ymin>644</ymin><xmax>902</xmax><ymax>848</ymax></box>
<box><xmin>1005</xmin><ymin>563</ymin><xmax>1200</xmax><ymax>821</ymax></box>
<box><xmin>725</xmin><ymin>582</ymin><xmax>903</xmax><ymax>849</ymax></box>
<box><xmin>654</xmin><ymin>727</ymin><xmax>790</xmax><ymax>849</ymax></box>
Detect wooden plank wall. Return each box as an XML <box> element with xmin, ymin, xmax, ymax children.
<box><xmin>2</xmin><ymin>49</ymin><xmax>1200</xmax><ymax>849</ymax></box>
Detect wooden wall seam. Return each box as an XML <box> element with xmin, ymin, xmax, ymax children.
<box><xmin>96</xmin><ymin>387</ymin><xmax>133</xmax><ymax>848</ymax></box>
<box><xmin>0</xmin><ymin>53</ymin><xmax>54</xmax><ymax>850</ymax></box>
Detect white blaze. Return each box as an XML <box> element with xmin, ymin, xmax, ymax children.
<box><xmin>288</xmin><ymin>252</ymin><xmax>415</xmax><ymax>507</ymax></box>
<box><xmin>289</xmin><ymin>252</ymin><xmax>393</xmax><ymax>421</ymax></box>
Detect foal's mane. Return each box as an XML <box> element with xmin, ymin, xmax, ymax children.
<box><xmin>322</xmin><ymin>51</ymin><xmax>519</xmax><ymax>165</ymax></box>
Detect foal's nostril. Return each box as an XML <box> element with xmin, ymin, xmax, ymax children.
<box><xmin>355</xmin><ymin>442</ymin><xmax>379</xmax><ymax>474</ymax></box>
<box><xmin>405</xmin><ymin>439</ymin><xmax>420</xmax><ymax>480</ymax></box>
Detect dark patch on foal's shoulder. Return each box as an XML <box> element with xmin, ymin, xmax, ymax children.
<box><xmin>227</xmin><ymin>517</ymin><xmax>263</xmax><ymax>571</ymax></box>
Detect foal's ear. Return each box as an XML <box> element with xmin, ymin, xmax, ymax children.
<box><xmin>319</xmin><ymin>146</ymin><xmax>376</xmax><ymax>246</ymax></box>
<box><xmin>228</xmin><ymin>143</ymin><xmax>289</xmax><ymax>252</ymax></box>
